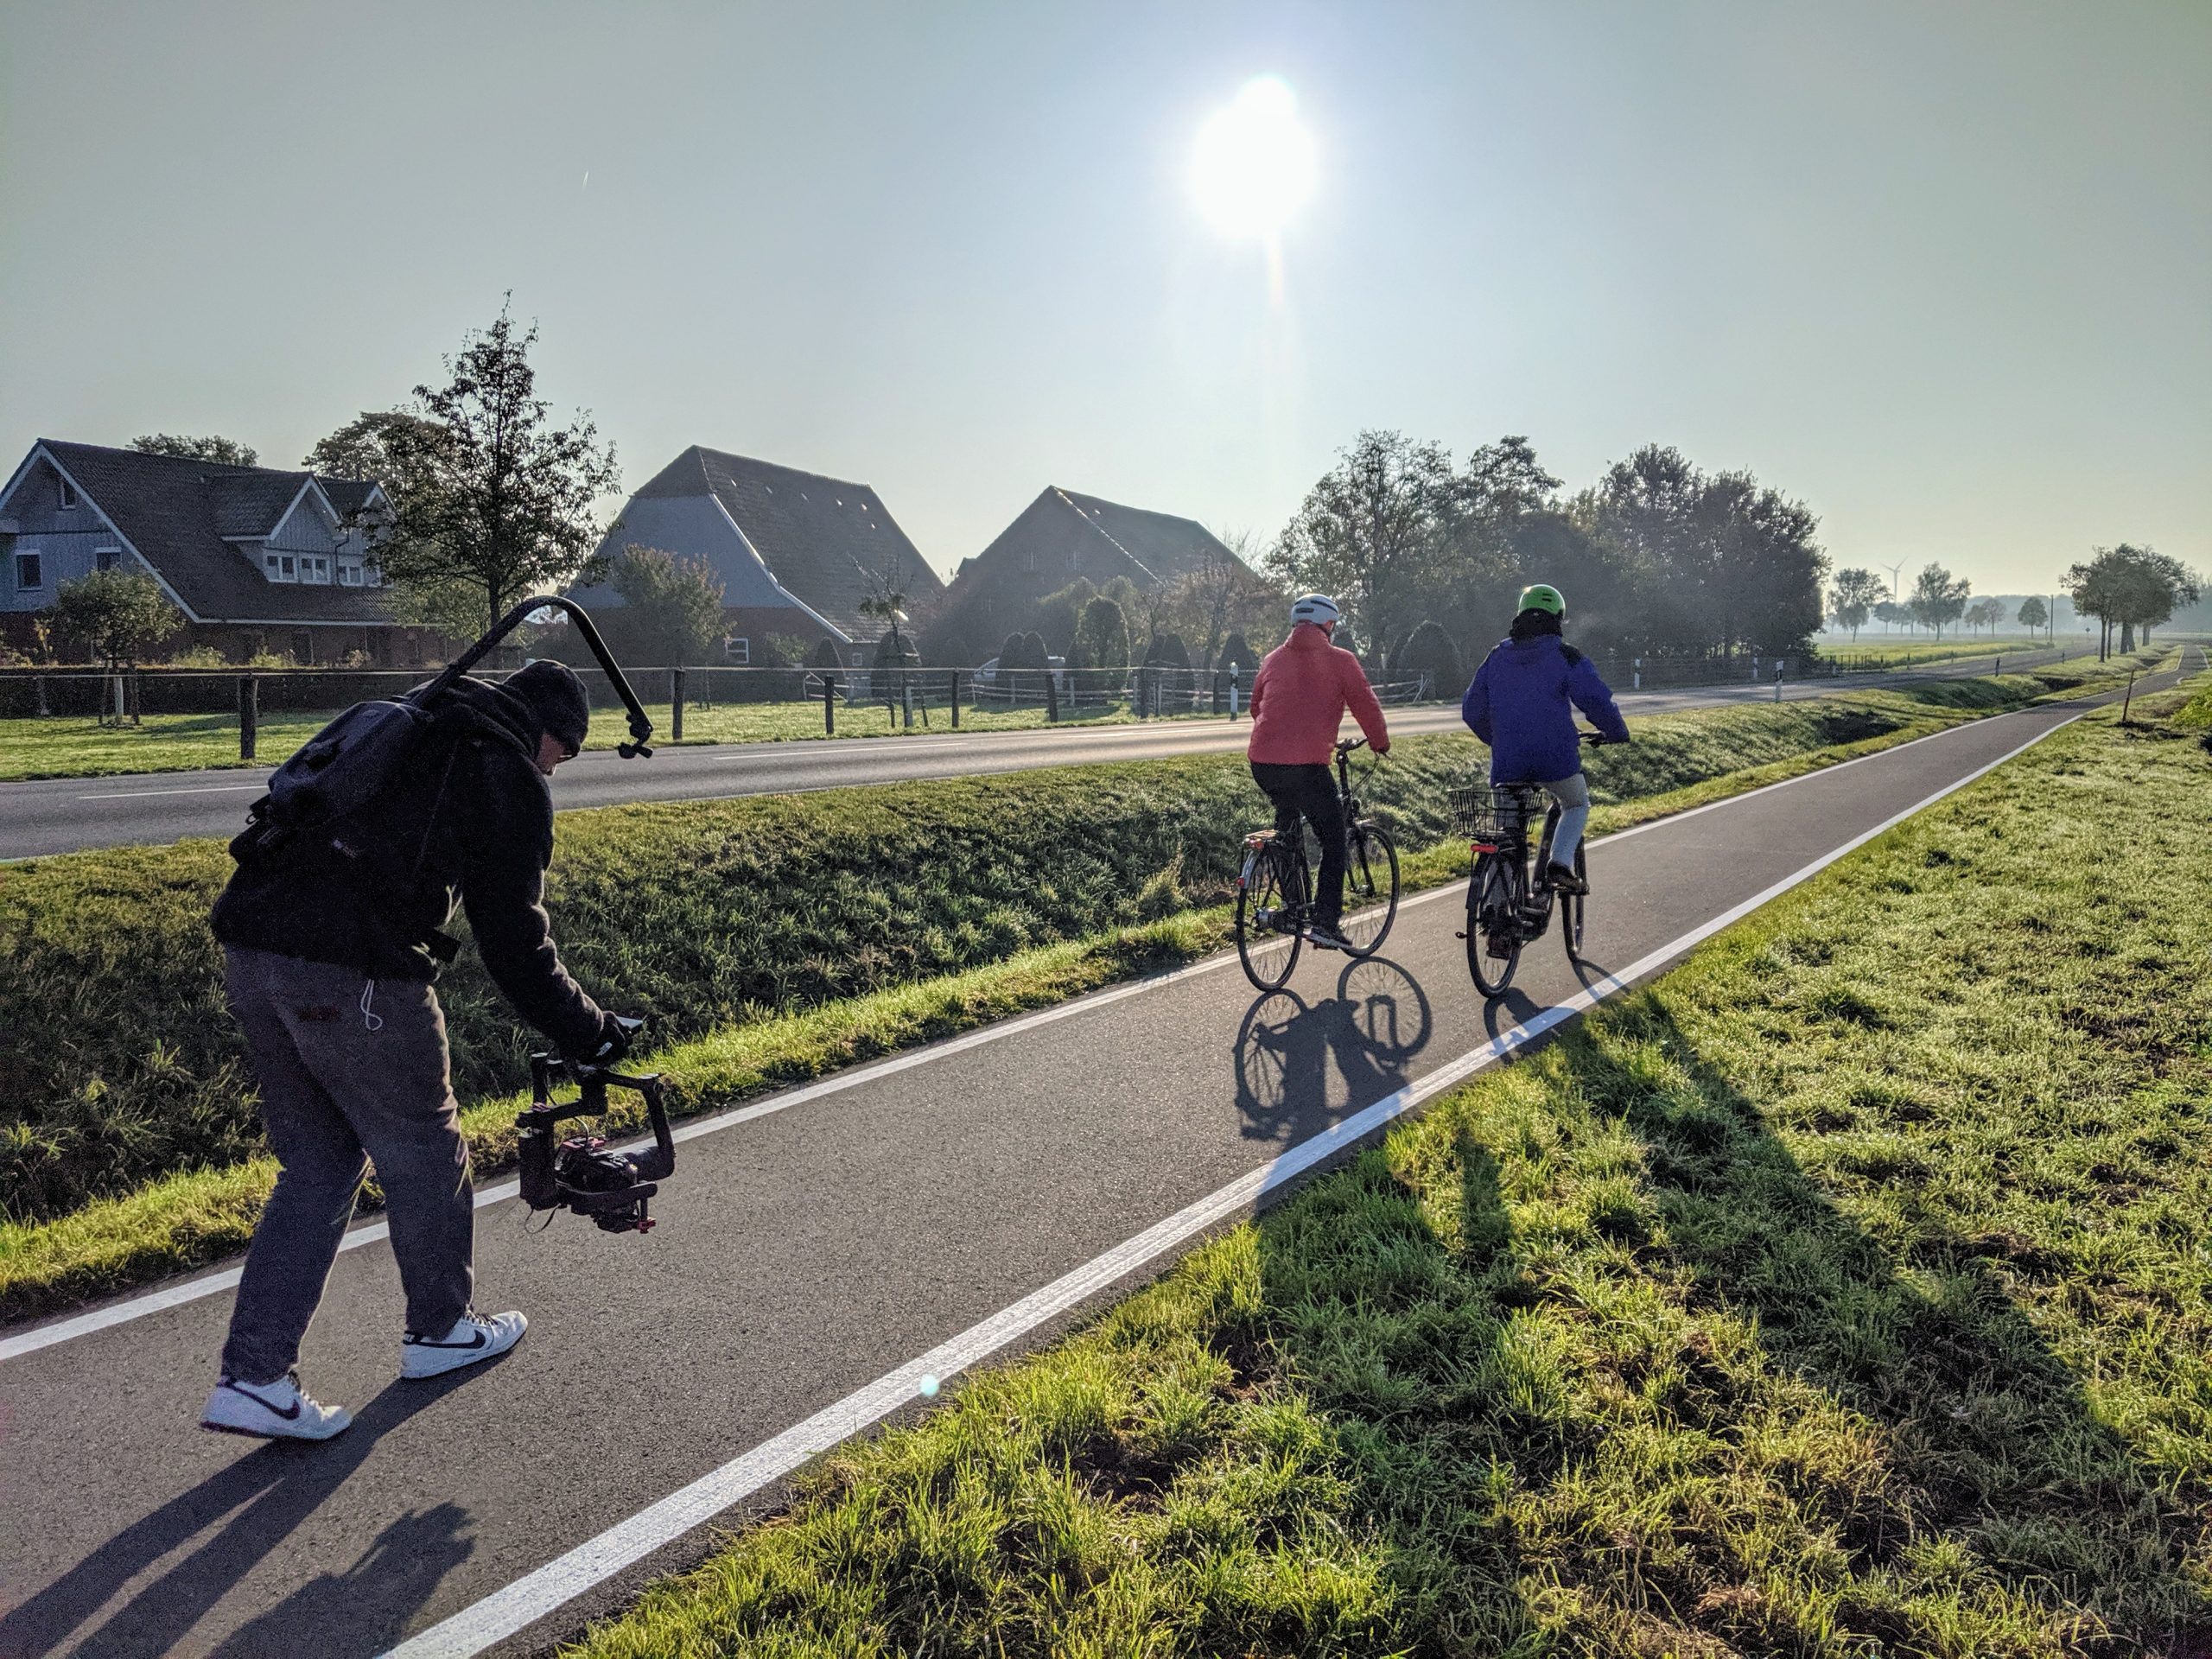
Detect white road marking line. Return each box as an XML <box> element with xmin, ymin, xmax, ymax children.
<box><xmin>378</xmin><ymin>705</ymin><xmax>2090</xmax><ymax>1659</ymax></box>
<box><xmin>0</xmin><ymin>693</ymin><xmax>2114</xmax><ymax>1367</ymax></box>
<box><xmin>73</xmin><ymin>783</ymin><xmax>267</xmax><ymax>800</ymax></box>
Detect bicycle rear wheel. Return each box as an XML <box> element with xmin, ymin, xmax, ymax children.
<box><xmin>1338</xmin><ymin>823</ymin><xmax>1400</xmax><ymax>958</ymax></box>
<box><xmin>1236</xmin><ymin>843</ymin><xmax>1302</xmax><ymax>992</ymax></box>
<box><xmin>1560</xmin><ymin>839</ymin><xmax>1587</xmax><ymax>961</ymax></box>
<box><xmin>1466</xmin><ymin>852</ymin><xmax>1523</xmax><ymax>997</ymax></box>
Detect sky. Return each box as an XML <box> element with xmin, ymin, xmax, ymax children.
<box><xmin>2</xmin><ymin>0</ymin><xmax>2204</xmax><ymax>597</ymax></box>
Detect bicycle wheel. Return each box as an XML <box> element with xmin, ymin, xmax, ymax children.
<box><xmin>1465</xmin><ymin>851</ymin><xmax>1523</xmax><ymax>997</ymax></box>
<box><xmin>1337</xmin><ymin>823</ymin><xmax>1400</xmax><ymax>957</ymax></box>
<box><xmin>1536</xmin><ymin>804</ymin><xmax>1586</xmax><ymax>962</ymax></box>
<box><xmin>1236</xmin><ymin>842</ymin><xmax>1302</xmax><ymax>992</ymax></box>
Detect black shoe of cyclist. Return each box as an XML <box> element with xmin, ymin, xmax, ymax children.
<box><xmin>1546</xmin><ymin>862</ymin><xmax>1587</xmax><ymax>896</ymax></box>
<box><xmin>1306</xmin><ymin>920</ymin><xmax>1352</xmax><ymax>951</ymax></box>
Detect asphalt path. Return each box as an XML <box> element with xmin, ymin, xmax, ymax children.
<box><xmin>0</xmin><ymin>651</ymin><xmax>2183</xmax><ymax>1659</ymax></box>
<box><xmin>0</xmin><ymin>648</ymin><xmax>2069</xmax><ymax>858</ymax></box>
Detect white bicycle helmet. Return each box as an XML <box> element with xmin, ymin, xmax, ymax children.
<box><xmin>1289</xmin><ymin>594</ymin><xmax>1340</xmax><ymax>627</ymax></box>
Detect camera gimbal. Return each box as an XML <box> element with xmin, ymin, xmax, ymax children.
<box><xmin>517</xmin><ymin>1049</ymin><xmax>676</xmax><ymax>1235</ymax></box>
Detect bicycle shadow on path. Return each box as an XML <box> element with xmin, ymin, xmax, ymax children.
<box><xmin>1230</xmin><ymin>957</ymin><xmax>1433</xmax><ymax>1150</ymax></box>
<box><xmin>1242</xmin><ymin>986</ymin><xmax>2212</xmax><ymax>1652</ymax></box>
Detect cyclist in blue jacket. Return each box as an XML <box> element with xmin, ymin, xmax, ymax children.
<box><xmin>1461</xmin><ymin>583</ymin><xmax>1630</xmax><ymax>894</ymax></box>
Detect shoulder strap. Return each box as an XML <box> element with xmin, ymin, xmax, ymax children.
<box><xmin>1560</xmin><ymin>644</ymin><xmax>1585</xmax><ymax>667</ymax></box>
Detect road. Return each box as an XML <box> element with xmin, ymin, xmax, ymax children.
<box><xmin>0</xmin><ymin>651</ymin><xmax>2179</xmax><ymax>1659</ymax></box>
<box><xmin>0</xmin><ymin>648</ymin><xmax>2069</xmax><ymax>858</ymax></box>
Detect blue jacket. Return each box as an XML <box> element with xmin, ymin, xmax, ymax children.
<box><xmin>1461</xmin><ymin>635</ymin><xmax>1630</xmax><ymax>783</ymax></box>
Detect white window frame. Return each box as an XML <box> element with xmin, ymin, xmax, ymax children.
<box><xmin>56</xmin><ymin>476</ymin><xmax>78</xmax><ymax>510</ymax></box>
<box><xmin>14</xmin><ymin>548</ymin><xmax>43</xmax><ymax>591</ymax></box>
<box><xmin>723</xmin><ymin>634</ymin><xmax>750</xmax><ymax>663</ymax></box>
<box><xmin>340</xmin><ymin>563</ymin><xmax>360</xmax><ymax>586</ymax></box>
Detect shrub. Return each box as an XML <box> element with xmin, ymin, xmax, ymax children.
<box><xmin>1397</xmin><ymin>620</ymin><xmax>1462</xmax><ymax>696</ymax></box>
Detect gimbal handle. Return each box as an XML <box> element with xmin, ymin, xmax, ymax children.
<box><xmin>422</xmin><ymin>595</ymin><xmax>657</xmax><ymax>758</ymax></box>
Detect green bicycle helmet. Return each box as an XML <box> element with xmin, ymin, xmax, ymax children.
<box><xmin>1516</xmin><ymin>582</ymin><xmax>1566</xmax><ymax>618</ymax></box>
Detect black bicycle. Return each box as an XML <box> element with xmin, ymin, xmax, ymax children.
<box><xmin>1235</xmin><ymin>737</ymin><xmax>1401</xmax><ymax>991</ymax></box>
<box><xmin>1456</xmin><ymin>733</ymin><xmax>1607</xmax><ymax>998</ymax></box>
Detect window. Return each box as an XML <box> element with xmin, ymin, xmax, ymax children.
<box><xmin>56</xmin><ymin>476</ymin><xmax>78</xmax><ymax>510</ymax></box>
<box><xmin>96</xmin><ymin>548</ymin><xmax>119</xmax><ymax>570</ymax></box>
<box><xmin>307</xmin><ymin>556</ymin><xmax>330</xmax><ymax>583</ymax></box>
<box><xmin>264</xmin><ymin>553</ymin><xmax>297</xmax><ymax>582</ymax></box>
<box><xmin>723</xmin><ymin>635</ymin><xmax>750</xmax><ymax>663</ymax></box>
<box><xmin>340</xmin><ymin>563</ymin><xmax>360</xmax><ymax>586</ymax></box>
<box><xmin>282</xmin><ymin>556</ymin><xmax>296</xmax><ymax>581</ymax></box>
<box><xmin>15</xmin><ymin>550</ymin><xmax>42</xmax><ymax>590</ymax></box>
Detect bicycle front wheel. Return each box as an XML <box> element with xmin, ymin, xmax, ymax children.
<box><xmin>1338</xmin><ymin>824</ymin><xmax>1400</xmax><ymax>958</ymax></box>
<box><xmin>1560</xmin><ymin>839</ymin><xmax>1587</xmax><ymax>962</ymax></box>
<box><xmin>1466</xmin><ymin>852</ymin><xmax>1522</xmax><ymax>998</ymax></box>
<box><xmin>1236</xmin><ymin>844</ymin><xmax>1302</xmax><ymax>992</ymax></box>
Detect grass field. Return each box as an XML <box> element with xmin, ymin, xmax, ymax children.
<box><xmin>0</xmin><ymin>694</ymin><xmax>1242</xmax><ymax>783</ymax></box>
<box><xmin>563</xmin><ymin>693</ymin><xmax>2212</xmax><ymax>1659</ymax></box>
<box><xmin>1817</xmin><ymin>635</ymin><xmax>2072</xmax><ymax>671</ymax></box>
<box><xmin>0</xmin><ymin>687</ymin><xmax>2007</xmax><ymax>1322</ymax></box>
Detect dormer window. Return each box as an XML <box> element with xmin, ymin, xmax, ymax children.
<box><xmin>56</xmin><ymin>476</ymin><xmax>78</xmax><ymax>510</ymax></box>
<box><xmin>264</xmin><ymin>553</ymin><xmax>297</xmax><ymax>582</ymax></box>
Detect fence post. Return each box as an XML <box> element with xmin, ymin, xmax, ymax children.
<box><xmin>902</xmin><ymin>674</ymin><xmax>913</xmax><ymax>729</ymax></box>
<box><xmin>823</xmin><ymin>671</ymin><xmax>837</xmax><ymax>735</ymax></box>
<box><xmin>1045</xmin><ymin>669</ymin><xmax>1059</xmax><ymax>723</ymax></box>
<box><xmin>238</xmin><ymin>675</ymin><xmax>258</xmax><ymax>761</ymax></box>
<box><xmin>34</xmin><ymin>674</ymin><xmax>48</xmax><ymax>717</ymax></box>
<box><xmin>129</xmin><ymin>666</ymin><xmax>143</xmax><ymax>726</ymax></box>
<box><xmin>950</xmin><ymin>670</ymin><xmax>961</xmax><ymax>729</ymax></box>
<box><xmin>2123</xmin><ymin>672</ymin><xmax>2135</xmax><ymax>724</ymax></box>
<box><xmin>671</xmin><ymin>667</ymin><xmax>685</xmax><ymax>742</ymax></box>
<box><xmin>1633</xmin><ymin>657</ymin><xmax>1642</xmax><ymax>690</ymax></box>
<box><xmin>1774</xmin><ymin>663</ymin><xmax>1783</xmax><ymax>702</ymax></box>
<box><xmin>1230</xmin><ymin>671</ymin><xmax>1242</xmax><ymax>719</ymax></box>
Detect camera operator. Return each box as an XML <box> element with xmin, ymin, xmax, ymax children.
<box><xmin>200</xmin><ymin>660</ymin><xmax>632</xmax><ymax>1440</ymax></box>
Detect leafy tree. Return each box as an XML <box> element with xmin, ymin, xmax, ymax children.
<box><xmin>1873</xmin><ymin>600</ymin><xmax>1910</xmax><ymax>633</ymax></box>
<box><xmin>1144</xmin><ymin>631</ymin><xmax>1190</xmax><ymax>669</ymax></box>
<box><xmin>607</xmin><ymin>544</ymin><xmax>727</xmax><ymax>665</ymax></box>
<box><xmin>129</xmin><ymin>433</ymin><xmax>258</xmax><ymax>467</ymax></box>
<box><xmin>1268</xmin><ymin>429</ymin><xmax>1454</xmax><ymax>667</ymax></box>
<box><xmin>858</xmin><ymin>591</ymin><xmax>915</xmax><ymax>667</ymax></box>
<box><xmin>1216</xmin><ymin>630</ymin><xmax>1256</xmax><ymax>673</ymax></box>
<box><xmin>1908</xmin><ymin>563</ymin><xmax>1970</xmax><ymax>639</ymax></box>
<box><xmin>1397</xmin><ymin>620</ymin><xmax>1463</xmax><ymax>697</ymax></box>
<box><xmin>303</xmin><ymin>410</ymin><xmax>448</xmax><ymax>498</ymax></box>
<box><xmin>1827</xmin><ymin>568</ymin><xmax>1886</xmax><ymax>640</ymax></box>
<box><xmin>368</xmin><ymin>301</ymin><xmax>621</xmax><ymax>634</ymax></box>
<box><xmin>2065</xmin><ymin>543</ymin><xmax>2200</xmax><ymax>656</ymax></box>
<box><xmin>1961</xmin><ymin>596</ymin><xmax>2005</xmax><ymax>637</ymax></box>
<box><xmin>1154</xmin><ymin>531</ymin><xmax>1279</xmax><ymax>671</ymax></box>
<box><xmin>764</xmin><ymin>632</ymin><xmax>819</xmax><ymax>667</ymax></box>
<box><xmin>1071</xmin><ymin>595</ymin><xmax>1128</xmax><ymax>671</ymax></box>
<box><xmin>809</xmin><ymin>636</ymin><xmax>847</xmax><ymax>671</ymax></box>
<box><xmin>50</xmin><ymin>570</ymin><xmax>179</xmax><ymax>721</ymax></box>
<box><xmin>2016</xmin><ymin>596</ymin><xmax>2049</xmax><ymax>637</ymax></box>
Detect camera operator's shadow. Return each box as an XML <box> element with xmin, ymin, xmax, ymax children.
<box><xmin>1233</xmin><ymin>957</ymin><xmax>1433</xmax><ymax>1148</ymax></box>
<box><xmin>0</xmin><ymin>1373</ymin><xmax>480</xmax><ymax>1659</ymax></box>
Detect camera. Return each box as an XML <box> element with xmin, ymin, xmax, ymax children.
<box><xmin>516</xmin><ymin>1048</ymin><xmax>676</xmax><ymax>1235</ymax></box>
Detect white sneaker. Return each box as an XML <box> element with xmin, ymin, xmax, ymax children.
<box><xmin>400</xmin><ymin>1308</ymin><xmax>527</xmax><ymax>1379</ymax></box>
<box><xmin>200</xmin><ymin>1371</ymin><xmax>353</xmax><ymax>1440</ymax></box>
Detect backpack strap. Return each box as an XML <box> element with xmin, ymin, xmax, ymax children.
<box><xmin>1560</xmin><ymin>644</ymin><xmax>1586</xmax><ymax>667</ymax></box>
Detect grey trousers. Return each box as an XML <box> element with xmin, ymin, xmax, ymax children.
<box><xmin>1541</xmin><ymin>772</ymin><xmax>1592</xmax><ymax>866</ymax></box>
<box><xmin>219</xmin><ymin>946</ymin><xmax>474</xmax><ymax>1382</ymax></box>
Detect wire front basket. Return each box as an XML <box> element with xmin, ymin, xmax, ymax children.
<box><xmin>1450</xmin><ymin>783</ymin><xmax>1548</xmax><ymax>842</ymax></box>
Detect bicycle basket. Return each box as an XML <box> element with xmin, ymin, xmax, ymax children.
<box><xmin>1454</xmin><ymin>784</ymin><xmax>1544</xmax><ymax>842</ymax></box>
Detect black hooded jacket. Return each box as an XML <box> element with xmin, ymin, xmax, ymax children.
<box><xmin>211</xmin><ymin>677</ymin><xmax>610</xmax><ymax>1057</ymax></box>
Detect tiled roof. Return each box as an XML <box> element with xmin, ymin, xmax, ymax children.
<box><xmin>942</xmin><ymin>486</ymin><xmax>1249</xmax><ymax>611</ymax></box>
<box><xmin>35</xmin><ymin>440</ymin><xmax>394</xmax><ymax>626</ymax></box>
<box><xmin>622</xmin><ymin>446</ymin><xmax>944</xmax><ymax>638</ymax></box>
<box><xmin>1051</xmin><ymin>489</ymin><xmax>1235</xmax><ymax>587</ymax></box>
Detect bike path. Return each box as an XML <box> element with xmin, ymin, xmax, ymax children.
<box><xmin>0</xmin><ymin>663</ymin><xmax>2173</xmax><ymax>1659</ymax></box>
<box><xmin>0</xmin><ymin>651</ymin><xmax>2063</xmax><ymax>859</ymax></box>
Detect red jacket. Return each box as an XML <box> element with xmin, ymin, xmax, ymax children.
<box><xmin>1246</xmin><ymin>625</ymin><xmax>1391</xmax><ymax>766</ymax></box>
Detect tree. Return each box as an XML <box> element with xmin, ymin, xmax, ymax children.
<box><xmin>368</xmin><ymin>301</ymin><xmax>622</xmax><ymax>635</ymax></box>
<box><xmin>1154</xmin><ymin>531</ymin><xmax>1280</xmax><ymax>671</ymax></box>
<box><xmin>1216</xmin><ymin>630</ymin><xmax>1256</xmax><ymax>673</ymax></box>
<box><xmin>1827</xmin><ymin>568</ymin><xmax>1886</xmax><ymax>640</ymax></box>
<box><xmin>857</xmin><ymin>591</ymin><xmax>914</xmax><ymax>668</ymax></box>
<box><xmin>1963</xmin><ymin>596</ymin><xmax>2006</xmax><ymax>638</ymax></box>
<box><xmin>1396</xmin><ymin>620</ymin><xmax>1463</xmax><ymax>697</ymax></box>
<box><xmin>1071</xmin><ymin>594</ymin><xmax>1129</xmax><ymax>671</ymax></box>
<box><xmin>2017</xmin><ymin>596</ymin><xmax>2049</xmax><ymax>638</ymax></box>
<box><xmin>129</xmin><ymin>433</ymin><xmax>257</xmax><ymax>467</ymax></box>
<box><xmin>2065</xmin><ymin>543</ymin><xmax>2199</xmax><ymax>656</ymax></box>
<box><xmin>50</xmin><ymin>570</ymin><xmax>179</xmax><ymax>720</ymax></box>
<box><xmin>1268</xmin><ymin>429</ymin><xmax>1454</xmax><ymax>667</ymax></box>
<box><xmin>1873</xmin><ymin>600</ymin><xmax>1910</xmax><ymax>634</ymax></box>
<box><xmin>607</xmin><ymin>545</ymin><xmax>727</xmax><ymax>665</ymax></box>
<box><xmin>303</xmin><ymin>410</ymin><xmax>448</xmax><ymax>495</ymax></box>
<box><xmin>1144</xmin><ymin>631</ymin><xmax>1190</xmax><ymax>669</ymax></box>
<box><xmin>1908</xmin><ymin>563</ymin><xmax>1970</xmax><ymax>639</ymax></box>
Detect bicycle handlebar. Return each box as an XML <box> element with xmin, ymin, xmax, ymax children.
<box><xmin>1336</xmin><ymin>737</ymin><xmax>1369</xmax><ymax>755</ymax></box>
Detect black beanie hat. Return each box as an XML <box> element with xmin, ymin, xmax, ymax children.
<box><xmin>505</xmin><ymin>659</ymin><xmax>590</xmax><ymax>752</ymax></box>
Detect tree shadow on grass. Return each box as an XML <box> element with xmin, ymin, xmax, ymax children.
<box><xmin>1236</xmin><ymin>986</ymin><xmax>2212</xmax><ymax>1656</ymax></box>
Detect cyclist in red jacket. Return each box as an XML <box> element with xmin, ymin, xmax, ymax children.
<box><xmin>1246</xmin><ymin>594</ymin><xmax>1391</xmax><ymax>950</ymax></box>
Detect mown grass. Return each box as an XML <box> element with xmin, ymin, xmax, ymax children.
<box><xmin>565</xmin><ymin>694</ymin><xmax>2212</xmax><ymax>1659</ymax></box>
<box><xmin>0</xmin><ymin>691</ymin><xmax>1989</xmax><ymax>1322</ymax></box>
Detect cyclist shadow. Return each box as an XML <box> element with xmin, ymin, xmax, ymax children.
<box><xmin>1232</xmin><ymin>957</ymin><xmax>1433</xmax><ymax>1149</ymax></box>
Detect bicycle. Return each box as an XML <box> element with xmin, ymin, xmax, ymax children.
<box><xmin>1234</xmin><ymin>737</ymin><xmax>1401</xmax><ymax>992</ymax></box>
<box><xmin>1454</xmin><ymin>732</ymin><xmax>1607</xmax><ymax>998</ymax></box>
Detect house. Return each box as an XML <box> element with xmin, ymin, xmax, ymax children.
<box><xmin>933</xmin><ymin>486</ymin><xmax>1253</xmax><ymax>652</ymax></box>
<box><xmin>0</xmin><ymin>439</ymin><xmax>437</xmax><ymax>664</ymax></box>
<box><xmin>573</xmin><ymin>446</ymin><xmax>944</xmax><ymax>666</ymax></box>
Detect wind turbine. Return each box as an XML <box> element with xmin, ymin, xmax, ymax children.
<box><xmin>1881</xmin><ymin>561</ymin><xmax>1906</xmax><ymax>600</ymax></box>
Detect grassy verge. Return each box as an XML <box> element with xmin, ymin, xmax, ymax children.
<box><xmin>0</xmin><ymin>659</ymin><xmax>2171</xmax><ymax>1322</ymax></box>
<box><xmin>567</xmin><ymin>697</ymin><xmax>2212</xmax><ymax>1659</ymax></box>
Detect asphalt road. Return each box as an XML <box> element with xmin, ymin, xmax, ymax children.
<box><xmin>0</xmin><ymin>652</ymin><xmax>2178</xmax><ymax>1659</ymax></box>
<box><xmin>0</xmin><ymin>648</ymin><xmax>2068</xmax><ymax>859</ymax></box>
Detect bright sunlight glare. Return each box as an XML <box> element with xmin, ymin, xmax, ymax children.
<box><xmin>1191</xmin><ymin>76</ymin><xmax>1317</xmax><ymax>239</ymax></box>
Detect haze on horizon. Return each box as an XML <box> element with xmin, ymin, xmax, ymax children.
<box><xmin>1</xmin><ymin>0</ymin><xmax>2203</xmax><ymax>600</ymax></box>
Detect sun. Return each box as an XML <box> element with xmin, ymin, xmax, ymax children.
<box><xmin>1191</xmin><ymin>76</ymin><xmax>1317</xmax><ymax>239</ymax></box>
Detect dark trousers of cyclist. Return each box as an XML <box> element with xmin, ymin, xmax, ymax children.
<box><xmin>1250</xmin><ymin>762</ymin><xmax>1347</xmax><ymax>925</ymax></box>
